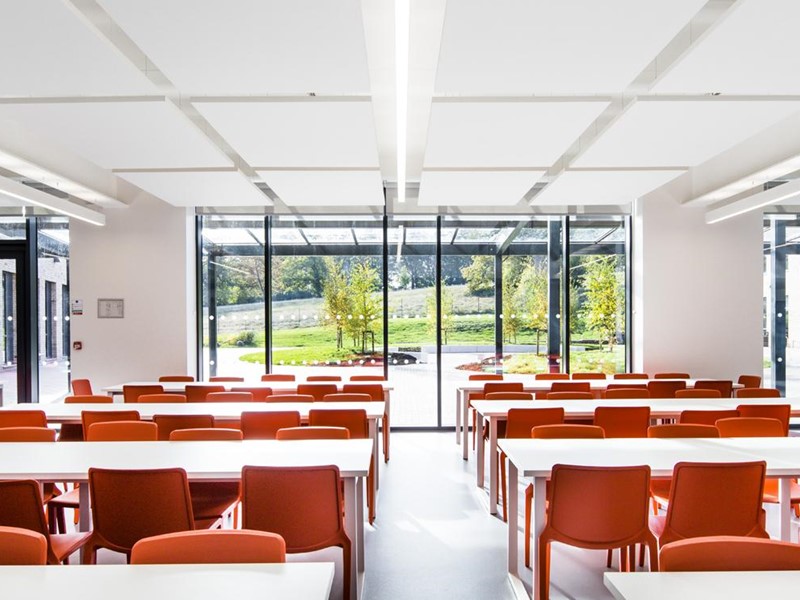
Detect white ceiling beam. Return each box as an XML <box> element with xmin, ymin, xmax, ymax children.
<box><xmin>0</xmin><ymin>174</ymin><xmax>105</xmax><ymax>225</ymax></box>
<box><xmin>706</xmin><ymin>178</ymin><xmax>800</xmax><ymax>224</ymax></box>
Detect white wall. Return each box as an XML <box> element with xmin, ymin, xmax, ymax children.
<box><xmin>69</xmin><ymin>196</ymin><xmax>195</xmax><ymax>391</ymax></box>
<box><xmin>633</xmin><ymin>193</ymin><xmax>763</xmax><ymax>379</ymax></box>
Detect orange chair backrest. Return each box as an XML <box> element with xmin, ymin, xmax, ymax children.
<box><xmin>546</xmin><ymin>464</ymin><xmax>651</xmax><ymax>546</ymax></box>
<box><xmin>660</xmin><ymin>535</ymin><xmax>800</xmax><ymax>571</ymax></box>
<box><xmin>613</xmin><ymin>373</ymin><xmax>649</xmax><ymax>380</ymax></box>
<box><xmin>484</xmin><ymin>391</ymin><xmax>533</xmax><ymax>401</ymax></box>
<box><xmin>209</xmin><ymin>376</ymin><xmax>245</xmax><ymax>382</ymax></box>
<box><xmin>184</xmin><ymin>385</ymin><xmax>225</xmax><ymax>403</ymax></box>
<box><xmin>545</xmin><ymin>391</ymin><xmax>594</xmax><ymax>400</ymax></box>
<box><xmin>505</xmin><ymin>408</ymin><xmax>564</xmax><ymax>438</ymax></box>
<box><xmin>81</xmin><ymin>410</ymin><xmax>141</xmax><ymax>440</ymax></box>
<box><xmin>606</xmin><ymin>384</ymin><xmax>648</xmax><ymax>391</ymax></box>
<box><xmin>0</xmin><ymin>525</ymin><xmax>47</xmax><ymax>565</ymax></box>
<box><xmin>158</xmin><ymin>376</ymin><xmax>195</xmax><ymax>382</ymax></box>
<box><xmin>736</xmin><ymin>387</ymin><xmax>781</xmax><ymax>398</ymax></box>
<box><xmin>276</xmin><ymin>426</ymin><xmax>350</xmax><ymax>440</ymax></box>
<box><xmin>264</xmin><ymin>394</ymin><xmax>315</xmax><ymax>403</ymax></box>
<box><xmin>88</xmin><ymin>467</ymin><xmax>195</xmax><ymax>554</ymax></box>
<box><xmin>468</xmin><ymin>374</ymin><xmax>503</xmax><ymax>381</ymax></box>
<box><xmin>153</xmin><ymin>414</ymin><xmax>215</xmax><ymax>441</ymax></box>
<box><xmin>87</xmin><ymin>421</ymin><xmax>158</xmax><ymax>442</ymax></box>
<box><xmin>647</xmin><ymin>380</ymin><xmax>687</xmax><ymax>398</ymax></box>
<box><xmin>0</xmin><ymin>410</ymin><xmax>46</xmax><ymax>429</ymax></box>
<box><xmin>131</xmin><ymin>530</ymin><xmax>286</xmax><ymax>564</ymax></box>
<box><xmin>715</xmin><ymin>417</ymin><xmax>785</xmax><ymax>438</ymax></box>
<box><xmin>737</xmin><ymin>375</ymin><xmax>762</xmax><ymax>389</ymax></box>
<box><xmin>0</xmin><ymin>427</ymin><xmax>56</xmax><ymax>442</ymax></box>
<box><xmin>647</xmin><ymin>424</ymin><xmax>720</xmax><ymax>438</ymax></box>
<box><xmin>261</xmin><ymin>374</ymin><xmax>296</xmax><ymax>382</ymax></box>
<box><xmin>297</xmin><ymin>384</ymin><xmax>339</xmax><ymax>401</ymax></box>
<box><xmin>593</xmin><ymin>407</ymin><xmax>651</xmax><ymax>438</ymax></box>
<box><xmin>321</xmin><ymin>393</ymin><xmax>372</xmax><ymax>403</ymax></box>
<box><xmin>571</xmin><ymin>373</ymin><xmax>606</xmax><ymax>380</ymax></box>
<box><xmin>679</xmin><ymin>409</ymin><xmax>739</xmax><ymax>426</ymax></box>
<box><xmin>341</xmin><ymin>384</ymin><xmax>384</xmax><ymax>401</ymax></box>
<box><xmin>535</xmin><ymin>373</ymin><xmax>569</xmax><ymax>380</ymax></box>
<box><xmin>205</xmin><ymin>391</ymin><xmax>254</xmax><ymax>403</ymax></box>
<box><xmin>483</xmin><ymin>382</ymin><xmax>525</xmax><ymax>395</ymax></box>
<box><xmin>693</xmin><ymin>380</ymin><xmax>733</xmax><ymax>398</ymax></box>
<box><xmin>350</xmin><ymin>375</ymin><xmax>386</xmax><ymax>382</ymax></box>
<box><xmin>306</xmin><ymin>375</ymin><xmax>342</xmax><ymax>382</ymax></box>
<box><xmin>308</xmin><ymin>408</ymin><xmax>368</xmax><ymax>439</ymax></box>
<box><xmin>675</xmin><ymin>389</ymin><xmax>722</xmax><ymax>399</ymax></box>
<box><xmin>64</xmin><ymin>395</ymin><xmax>113</xmax><ymax>404</ymax></box>
<box><xmin>240</xmin><ymin>411</ymin><xmax>301</xmax><ymax>440</ymax></box>
<box><xmin>654</xmin><ymin>373</ymin><xmax>690</xmax><ymax>379</ymax></box>
<box><xmin>123</xmin><ymin>385</ymin><xmax>165</xmax><ymax>404</ymax></box>
<box><xmin>231</xmin><ymin>387</ymin><xmax>273</xmax><ymax>401</ymax></box>
<box><xmin>0</xmin><ymin>481</ymin><xmax>52</xmax><ymax>560</ymax></box>
<box><xmin>137</xmin><ymin>394</ymin><xmax>187</xmax><ymax>404</ymax></box>
<box><xmin>660</xmin><ymin>461</ymin><xmax>768</xmax><ymax>546</ymax></box>
<box><xmin>551</xmin><ymin>381</ymin><xmax>591</xmax><ymax>393</ymax></box>
<box><xmin>531</xmin><ymin>424</ymin><xmax>605</xmax><ymax>439</ymax></box>
<box><xmin>736</xmin><ymin>404</ymin><xmax>790</xmax><ymax>435</ymax></box>
<box><xmin>71</xmin><ymin>379</ymin><xmax>93</xmax><ymax>395</ymax></box>
<box><xmin>169</xmin><ymin>428</ymin><xmax>243</xmax><ymax>441</ymax></box>
<box><xmin>604</xmin><ymin>389</ymin><xmax>649</xmax><ymax>400</ymax></box>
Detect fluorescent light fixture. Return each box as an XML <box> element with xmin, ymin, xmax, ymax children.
<box><xmin>706</xmin><ymin>178</ymin><xmax>800</xmax><ymax>225</ymax></box>
<box><xmin>395</xmin><ymin>0</ymin><xmax>409</xmax><ymax>203</ymax></box>
<box><xmin>0</xmin><ymin>175</ymin><xmax>105</xmax><ymax>226</ymax></box>
<box><xmin>694</xmin><ymin>154</ymin><xmax>800</xmax><ymax>204</ymax></box>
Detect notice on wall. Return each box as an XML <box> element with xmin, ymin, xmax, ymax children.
<box><xmin>97</xmin><ymin>298</ymin><xmax>124</xmax><ymax>319</ymax></box>
<box><xmin>71</xmin><ymin>299</ymin><xmax>83</xmax><ymax>316</ymax></box>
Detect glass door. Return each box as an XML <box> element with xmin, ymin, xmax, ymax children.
<box><xmin>0</xmin><ymin>245</ymin><xmax>31</xmax><ymax>405</ymax></box>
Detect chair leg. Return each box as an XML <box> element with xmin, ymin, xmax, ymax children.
<box><xmin>382</xmin><ymin>412</ymin><xmax>390</xmax><ymax>463</ymax></box>
<box><xmin>619</xmin><ymin>546</ymin><xmax>628</xmax><ymax>572</ymax></box>
<box><xmin>538</xmin><ymin>538</ymin><xmax>551</xmax><ymax>600</ymax></box>
<box><xmin>367</xmin><ymin>457</ymin><xmax>376</xmax><ymax>524</ymax></box>
<box><xmin>341</xmin><ymin>540</ymin><xmax>352</xmax><ymax>600</ymax></box>
<box><xmin>648</xmin><ymin>538</ymin><xmax>659</xmax><ymax>572</ymax></box>
<box><xmin>524</xmin><ymin>484</ymin><xmax>533</xmax><ymax>568</ymax></box>
<box><xmin>606</xmin><ymin>548</ymin><xmax>613</xmax><ymax>568</ymax></box>
<box><xmin>628</xmin><ymin>545</ymin><xmax>636</xmax><ymax>572</ymax></box>
<box><xmin>471</xmin><ymin>408</ymin><xmax>476</xmax><ymax>451</ymax></box>
<box><xmin>499</xmin><ymin>451</ymin><xmax>507</xmax><ymax>523</ymax></box>
<box><xmin>639</xmin><ymin>541</ymin><xmax>646</xmax><ymax>568</ymax></box>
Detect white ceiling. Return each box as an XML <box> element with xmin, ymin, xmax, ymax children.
<box><xmin>118</xmin><ymin>171</ymin><xmax>268</xmax><ymax>207</ymax></box>
<box><xmin>258</xmin><ymin>170</ymin><xmax>384</xmax><ymax>206</ymax></box>
<box><xmin>533</xmin><ymin>170</ymin><xmax>685</xmax><ymax>206</ymax></box>
<box><xmin>418</xmin><ymin>171</ymin><xmax>544</xmax><ymax>206</ymax></box>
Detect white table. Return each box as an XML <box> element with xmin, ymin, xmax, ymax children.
<box><xmin>472</xmin><ymin>397</ymin><xmax>800</xmax><ymax>515</ymax></box>
<box><xmin>0</xmin><ymin>439</ymin><xmax>371</xmax><ymax>600</ymax></box>
<box><xmin>455</xmin><ymin>379</ymin><xmax>741</xmax><ymax>459</ymax></box>
<box><xmin>499</xmin><ymin>436</ymin><xmax>800</xmax><ymax>600</ymax></box>
<box><xmin>604</xmin><ymin>571</ymin><xmax>800</xmax><ymax>599</ymax></box>
<box><xmin>0</xmin><ymin>563</ymin><xmax>335</xmax><ymax>600</ymax></box>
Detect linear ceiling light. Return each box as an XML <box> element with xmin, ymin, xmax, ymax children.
<box><xmin>706</xmin><ymin>178</ymin><xmax>800</xmax><ymax>225</ymax></box>
<box><xmin>395</xmin><ymin>0</ymin><xmax>409</xmax><ymax>203</ymax></box>
<box><xmin>0</xmin><ymin>175</ymin><xmax>105</xmax><ymax>226</ymax></box>
<box><xmin>694</xmin><ymin>154</ymin><xmax>800</xmax><ymax>204</ymax></box>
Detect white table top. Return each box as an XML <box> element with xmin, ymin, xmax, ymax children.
<box><xmin>0</xmin><ymin>401</ymin><xmax>385</xmax><ymax>423</ymax></box>
<box><xmin>498</xmin><ymin>436</ymin><xmax>800</xmax><ymax>478</ymax></box>
<box><xmin>0</xmin><ymin>439</ymin><xmax>373</xmax><ymax>482</ymax></box>
<box><xmin>457</xmin><ymin>378</ymin><xmax>740</xmax><ymax>392</ymax></box>
<box><xmin>103</xmin><ymin>381</ymin><xmax>392</xmax><ymax>394</ymax></box>
<box><xmin>604</xmin><ymin>570</ymin><xmax>800</xmax><ymax>600</ymax></box>
<box><xmin>0</xmin><ymin>563</ymin><xmax>334</xmax><ymax>600</ymax></box>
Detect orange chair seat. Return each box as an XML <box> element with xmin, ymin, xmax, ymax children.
<box><xmin>49</xmin><ymin>531</ymin><xmax>92</xmax><ymax>563</ymax></box>
<box><xmin>762</xmin><ymin>478</ymin><xmax>800</xmax><ymax>504</ymax></box>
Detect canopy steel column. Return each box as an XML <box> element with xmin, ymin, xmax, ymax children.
<box><xmin>547</xmin><ymin>219</ymin><xmax>562</xmax><ymax>372</ymax></box>
<box><xmin>771</xmin><ymin>219</ymin><xmax>787</xmax><ymax>393</ymax></box>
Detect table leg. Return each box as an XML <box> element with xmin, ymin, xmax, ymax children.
<box><xmin>462</xmin><ymin>391</ymin><xmax>470</xmax><ymax>460</ymax></box>
<box><xmin>507</xmin><ymin>462</ymin><xmax>519</xmax><ymax>576</ymax></box>
<box><xmin>476</xmin><ymin>413</ymin><xmax>485</xmax><ymax>491</ymax></box>
<box><xmin>356</xmin><ymin>477</ymin><xmax>365</xmax><ymax>572</ymax></box>
<box><xmin>532</xmin><ymin>476</ymin><xmax>547</xmax><ymax>600</ymax></box>
<box><xmin>489</xmin><ymin>416</ymin><xmax>498</xmax><ymax>515</ymax></box>
<box><xmin>369</xmin><ymin>419</ymin><xmax>379</xmax><ymax>490</ymax></box>
<box><xmin>779</xmin><ymin>477</ymin><xmax>791</xmax><ymax>541</ymax></box>
<box><xmin>456</xmin><ymin>389</ymin><xmax>462</xmax><ymax>444</ymax></box>
<box><xmin>344</xmin><ymin>477</ymin><xmax>361</xmax><ymax>600</ymax></box>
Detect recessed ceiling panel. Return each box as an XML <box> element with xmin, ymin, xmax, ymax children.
<box><xmin>424</xmin><ymin>102</ymin><xmax>607</xmax><ymax>168</ymax></box>
<box><xmin>653</xmin><ymin>0</ymin><xmax>800</xmax><ymax>94</ymax></box>
<box><xmin>196</xmin><ymin>101</ymin><xmax>379</xmax><ymax>168</ymax></box>
<box><xmin>534</xmin><ymin>170</ymin><xmax>685</xmax><ymax>206</ymax></box>
<box><xmin>259</xmin><ymin>171</ymin><xmax>384</xmax><ymax>206</ymax></box>
<box><xmin>0</xmin><ymin>0</ymin><xmax>156</xmax><ymax>96</ymax></box>
<box><xmin>575</xmin><ymin>100</ymin><xmax>800</xmax><ymax>168</ymax></box>
<box><xmin>98</xmin><ymin>0</ymin><xmax>370</xmax><ymax>94</ymax></box>
<box><xmin>434</xmin><ymin>0</ymin><xmax>706</xmax><ymax>94</ymax></box>
<box><xmin>119</xmin><ymin>171</ymin><xmax>268</xmax><ymax>207</ymax></box>
<box><xmin>418</xmin><ymin>171</ymin><xmax>543</xmax><ymax>206</ymax></box>
<box><xmin>0</xmin><ymin>101</ymin><xmax>231</xmax><ymax>169</ymax></box>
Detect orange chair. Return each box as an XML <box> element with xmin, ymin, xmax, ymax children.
<box><xmin>231</xmin><ymin>387</ymin><xmax>273</xmax><ymax>401</ymax></box>
<box><xmin>484</xmin><ymin>391</ymin><xmax>533</xmax><ymax>401</ymax></box>
<box><xmin>264</xmin><ymin>394</ymin><xmax>315</xmax><ymax>403</ymax></box>
<box><xmin>158</xmin><ymin>376</ymin><xmax>195</xmax><ymax>382</ymax></box>
<box><xmin>737</xmin><ymin>404</ymin><xmax>790</xmax><ymax>435</ymax></box>
<box><xmin>321</xmin><ymin>393</ymin><xmax>372</xmax><ymax>402</ymax></box>
<box><xmin>606</xmin><ymin>383</ymin><xmax>648</xmax><ymax>391</ymax></box>
<box><xmin>240</xmin><ymin>411</ymin><xmax>301</xmax><ymax>440</ymax></box>
<box><xmin>694</xmin><ymin>380</ymin><xmax>733</xmax><ymax>398</ymax></box>
<box><xmin>469</xmin><ymin>382</ymin><xmax>525</xmax><ymax>450</ymax></box>
<box><xmin>350</xmin><ymin>375</ymin><xmax>386</xmax><ymax>382</ymax></box>
<box><xmin>64</xmin><ymin>395</ymin><xmax>113</xmax><ymax>404</ymax></box>
<box><xmin>0</xmin><ymin>410</ymin><xmax>46</xmax><ymax>428</ymax></box>
<box><xmin>535</xmin><ymin>373</ymin><xmax>569</xmax><ymax>380</ymax></box>
<box><xmin>205</xmin><ymin>391</ymin><xmax>254</xmax><ymax>403</ymax></box>
<box><xmin>539</xmin><ymin>465</ymin><xmax>657</xmax><ymax>599</ymax></box>
<box><xmin>261</xmin><ymin>374</ymin><xmax>296</xmax><ymax>382</ymax></box>
<box><xmin>679</xmin><ymin>409</ymin><xmax>738</xmax><ymax>426</ymax></box>
<box><xmin>185</xmin><ymin>385</ymin><xmax>225</xmax><ymax>403</ymax></box>
<box><xmin>242</xmin><ymin>465</ymin><xmax>351</xmax><ymax>600</ymax></box>
<box><xmin>81</xmin><ymin>410</ymin><xmax>141</xmax><ymax>440</ymax></box>
<box><xmin>674</xmin><ymin>389</ymin><xmax>722</xmax><ymax>399</ymax></box>
<box><xmin>342</xmin><ymin>383</ymin><xmax>390</xmax><ymax>462</ymax></box>
<box><xmin>153</xmin><ymin>415</ymin><xmax>215</xmax><ymax>441</ymax></box>
<box><xmin>737</xmin><ymin>375</ymin><xmax>762</xmax><ymax>389</ymax></box>
<box><xmin>131</xmin><ymin>530</ymin><xmax>285</xmax><ymax>564</ymax></box>
<box><xmin>716</xmin><ymin>417</ymin><xmax>785</xmax><ymax>438</ymax></box>
<box><xmin>307</xmin><ymin>375</ymin><xmax>342</xmax><ymax>382</ymax></box>
<box><xmin>614</xmin><ymin>373</ymin><xmax>649</xmax><ymax>380</ymax></box>
<box><xmin>737</xmin><ymin>387</ymin><xmax>781</xmax><ymax>398</ymax></box>
<box><xmin>86</xmin><ymin>421</ymin><xmax>158</xmax><ymax>442</ymax></box>
<box><xmin>647</xmin><ymin>380</ymin><xmax>687</xmax><ymax>398</ymax></box>
<box><xmin>469</xmin><ymin>373</ymin><xmax>504</xmax><ymax>381</ymax></box>
<box><xmin>85</xmin><ymin>467</ymin><xmax>208</xmax><ymax>563</ymax></box>
<box><xmin>660</xmin><ymin>536</ymin><xmax>800</xmax><ymax>571</ymax></box>
<box><xmin>297</xmin><ymin>384</ymin><xmax>338</xmax><ymax>402</ymax></box>
<box><xmin>71</xmin><ymin>379</ymin><xmax>93</xmax><ymax>395</ymax></box>
<box><xmin>605</xmin><ymin>389</ymin><xmax>650</xmax><ymax>400</ymax></box>
<box><xmin>544</xmin><ymin>391</ymin><xmax>594</xmax><ymax>400</ymax></box>
<box><xmin>551</xmin><ymin>381</ymin><xmax>591</xmax><ymax>393</ymax></box>
<box><xmin>136</xmin><ymin>394</ymin><xmax>187</xmax><ymax>403</ymax></box>
<box><xmin>123</xmin><ymin>385</ymin><xmax>165</xmax><ymax>404</ymax></box>
<box><xmin>0</xmin><ymin>525</ymin><xmax>47</xmax><ymax>565</ymax></box>
<box><xmin>0</xmin><ymin>427</ymin><xmax>56</xmax><ymax>442</ymax></box>
<box><xmin>170</xmin><ymin>428</ymin><xmax>242</xmax><ymax>441</ymax></box>
<box><xmin>0</xmin><ymin>480</ymin><xmax>90</xmax><ymax>564</ymax></box>
<box><xmin>275</xmin><ymin>426</ymin><xmax>350</xmax><ymax>440</ymax></box>
<box><xmin>654</xmin><ymin>373</ymin><xmax>690</xmax><ymax>379</ymax></box>
<box><xmin>647</xmin><ymin>424</ymin><xmax>720</xmax><ymax>438</ymax></box>
<box><xmin>594</xmin><ymin>407</ymin><xmax>651</xmax><ymax>438</ymax></box>
<box><xmin>209</xmin><ymin>376</ymin><xmax>244</xmax><ymax>382</ymax></box>
<box><xmin>571</xmin><ymin>373</ymin><xmax>606</xmax><ymax>380</ymax></box>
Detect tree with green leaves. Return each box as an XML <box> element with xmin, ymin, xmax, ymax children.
<box><xmin>426</xmin><ymin>286</ymin><xmax>454</xmax><ymax>344</ymax></box>
<box><xmin>321</xmin><ymin>258</ymin><xmax>350</xmax><ymax>350</ymax></box>
<box><xmin>343</xmin><ymin>259</ymin><xmax>382</xmax><ymax>353</ymax></box>
<box><xmin>581</xmin><ymin>255</ymin><xmax>622</xmax><ymax>351</ymax></box>
<box><xmin>514</xmin><ymin>259</ymin><xmax>548</xmax><ymax>353</ymax></box>
<box><xmin>461</xmin><ymin>255</ymin><xmax>494</xmax><ymax>297</ymax></box>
